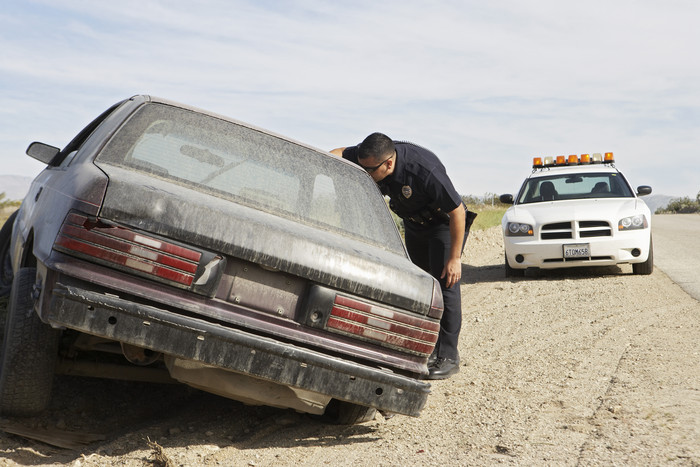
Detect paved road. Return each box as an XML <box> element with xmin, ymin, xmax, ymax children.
<box><xmin>652</xmin><ymin>213</ymin><xmax>700</xmax><ymax>301</ymax></box>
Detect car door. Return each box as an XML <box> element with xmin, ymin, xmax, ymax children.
<box><xmin>15</xmin><ymin>101</ymin><xmax>126</xmax><ymax>268</ymax></box>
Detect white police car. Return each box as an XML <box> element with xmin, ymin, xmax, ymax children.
<box><xmin>499</xmin><ymin>153</ymin><xmax>653</xmax><ymax>277</ymax></box>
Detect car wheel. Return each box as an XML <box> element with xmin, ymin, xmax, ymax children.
<box><xmin>323</xmin><ymin>399</ymin><xmax>377</xmax><ymax>425</ymax></box>
<box><xmin>632</xmin><ymin>237</ymin><xmax>654</xmax><ymax>275</ymax></box>
<box><xmin>504</xmin><ymin>254</ymin><xmax>524</xmax><ymax>278</ymax></box>
<box><xmin>0</xmin><ymin>210</ymin><xmax>18</xmax><ymax>297</ymax></box>
<box><xmin>0</xmin><ymin>267</ymin><xmax>61</xmax><ymax>416</ymax></box>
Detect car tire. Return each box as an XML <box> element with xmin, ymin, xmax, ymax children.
<box><xmin>632</xmin><ymin>237</ymin><xmax>654</xmax><ymax>275</ymax></box>
<box><xmin>324</xmin><ymin>399</ymin><xmax>377</xmax><ymax>425</ymax></box>
<box><xmin>504</xmin><ymin>254</ymin><xmax>524</xmax><ymax>278</ymax></box>
<box><xmin>0</xmin><ymin>210</ymin><xmax>18</xmax><ymax>298</ymax></box>
<box><xmin>0</xmin><ymin>267</ymin><xmax>60</xmax><ymax>416</ymax></box>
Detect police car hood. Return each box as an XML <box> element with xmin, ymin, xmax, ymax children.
<box><xmin>508</xmin><ymin>198</ymin><xmax>651</xmax><ymax>225</ymax></box>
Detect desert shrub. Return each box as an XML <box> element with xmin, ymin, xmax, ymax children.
<box><xmin>656</xmin><ymin>192</ymin><xmax>700</xmax><ymax>214</ymax></box>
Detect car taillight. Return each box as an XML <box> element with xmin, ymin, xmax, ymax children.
<box><xmin>327</xmin><ymin>295</ymin><xmax>440</xmax><ymax>356</ymax></box>
<box><xmin>54</xmin><ymin>212</ymin><xmax>201</xmax><ymax>287</ymax></box>
<box><xmin>429</xmin><ymin>277</ymin><xmax>444</xmax><ymax>319</ymax></box>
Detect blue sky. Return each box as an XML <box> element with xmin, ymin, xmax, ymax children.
<box><xmin>1</xmin><ymin>0</ymin><xmax>699</xmax><ymax>199</ymax></box>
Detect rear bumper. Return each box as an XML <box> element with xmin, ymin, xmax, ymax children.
<box><xmin>45</xmin><ymin>283</ymin><xmax>431</xmax><ymax>417</ymax></box>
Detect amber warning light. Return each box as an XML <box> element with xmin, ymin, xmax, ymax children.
<box><xmin>533</xmin><ymin>152</ymin><xmax>614</xmax><ymax>168</ymax></box>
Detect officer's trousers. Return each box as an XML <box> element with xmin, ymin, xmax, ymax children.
<box><xmin>404</xmin><ymin>221</ymin><xmax>467</xmax><ymax>361</ymax></box>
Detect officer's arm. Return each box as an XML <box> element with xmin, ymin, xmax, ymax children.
<box><xmin>441</xmin><ymin>203</ymin><xmax>466</xmax><ymax>288</ymax></box>
<box><xmin>330</xmin><ymin>147</ymin><xmax>346</xmax><ymax>157</ymax></box>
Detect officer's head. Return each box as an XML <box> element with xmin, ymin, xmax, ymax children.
<box><xmin>358</xmin><ymin>132</ymin><xmax>396</xmax><ymax>182</ymax></box>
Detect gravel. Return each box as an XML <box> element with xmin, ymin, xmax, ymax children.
<box><xmin>1</xmin><ymin>226</ymin><xmax>698</xmax><ymax>466</ymax></box>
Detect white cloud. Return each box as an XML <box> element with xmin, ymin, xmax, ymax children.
<box><xmin>1</xmin><ymin>0</ymin><xmax>698</xmax><ymax>198</ymax></box>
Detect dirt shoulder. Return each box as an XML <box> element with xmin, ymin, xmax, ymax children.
<box><xmin>1</xmin><ymin>226</ymin><xmax>698</xmax><ymax>466</ymax></box>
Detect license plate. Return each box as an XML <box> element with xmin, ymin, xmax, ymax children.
<box><xmin>563</xmin><ymin>243</ymin><xmax>590</xmax><ymax>258</ymax></box>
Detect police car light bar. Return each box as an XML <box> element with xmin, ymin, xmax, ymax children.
<box><xmin>532</xmin><ymin>152</ymin><xmax>614</xmax><ymax>168</ymax></box>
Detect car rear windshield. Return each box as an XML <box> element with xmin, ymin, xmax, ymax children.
<box><xmin>96</xmin><ymin>103</ymin><xmax>404</xmax><ymax>254</ymax></box>
<box><xmin>517</xmin><ymin>172</ymin><xmax>635</xmax><ymax>204</ymax></box>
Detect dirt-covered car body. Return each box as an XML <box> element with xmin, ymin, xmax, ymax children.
<box><xmin>1</xmin><ymin>95</ymin><xmax>443</xmax><ymax>421</ymax></box>
<box><xmin>499</xmin><ymin>153</ymin><xmax>653</xmax><ymax>276</ymax></box>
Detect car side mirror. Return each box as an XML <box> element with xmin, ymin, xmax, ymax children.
<box><xmin>499</xmin><ymin>194</ymin><xmax>514</xmax><ymax>204</ymax></box>
<box><xmin>26</xmin><ymin>141</ymin><xmax>60</xmax><ymax>165</ymax></box>
<box><xmin>636</xmin><ymin>185</ymin><xmax>652</xmax><ymax>196</ymax></box>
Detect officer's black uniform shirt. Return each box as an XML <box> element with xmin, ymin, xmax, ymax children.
<box><xmin>343</xmin><ymin>142</ymin><xmax>462</xmax><ymax>228</ymax></box>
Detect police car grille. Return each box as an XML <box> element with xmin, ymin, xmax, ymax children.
<box><xmin>541</xmin><ymin>221</ymin><xmax>611</xmax><ymax>239</ymax></box>
<box><xmin>544</xmin><ymin>256</ymin><xmax>614</xmax><ymax>263</ymax></box>
<box><xmin>541</xmin><ymin>222</ymin><xmax>572</xmax><ymax>240</ymax></box>
<box><xmin>579</xmin><ymin>221</ymin><xmax>612</xmax><ymax>237</ymax></box>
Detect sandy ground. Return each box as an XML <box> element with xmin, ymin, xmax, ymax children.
<box><xmin>1</xmin><ymin>225</ymin><xmax>698</xmax><ymax>466</ymax></box>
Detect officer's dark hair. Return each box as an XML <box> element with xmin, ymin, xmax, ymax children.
<box><xmin>358</xmin><ymin>132</ymin><xmax>395</xmax><ymax>162</ymax></box>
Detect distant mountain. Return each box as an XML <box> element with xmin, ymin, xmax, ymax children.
<box><xmin>642</xmin><ymin>194</ymin><xmax>677</xmax><ymax>214</ymax></box>
<box><xmin>0</xmin><ymin>175</ymin><xmax>33</xmax><ymax>201</ymax></box>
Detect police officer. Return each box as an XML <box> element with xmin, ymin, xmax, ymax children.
<box><xmin>331</xmin><ymin>132</ymin><xmax>473</xmax><ymax>380</ymax></box>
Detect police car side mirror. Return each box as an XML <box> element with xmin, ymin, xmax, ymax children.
<box><xmin>636</xmin><ymin>185</ymin><xmax>652</xmax><ymax>196</ymax></box>
<box><xmin>499</xmin><ymin>194</ymin><xmax>514</xmax><ymax>204</ymax></box>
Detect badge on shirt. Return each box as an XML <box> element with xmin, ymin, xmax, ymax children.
<box><xmin>401</xmin><ymin>185</ymin><xmax>413</xmax><ymax>198</ymax></box>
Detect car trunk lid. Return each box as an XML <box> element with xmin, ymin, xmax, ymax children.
<box><xmin>95</xmin><ymin>166</ymin><xmax>434</xmax><ymax>315</ymax></box>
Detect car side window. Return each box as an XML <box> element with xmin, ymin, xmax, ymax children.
<box><xmin>51</xmin><ymin>100</ymin><xmax>125</xmax><ymax>167</ymax></box>
<box><xmin>57</xmin><ymin>150</ymin><xmax>78</xmax><ymax>169</ymax></box>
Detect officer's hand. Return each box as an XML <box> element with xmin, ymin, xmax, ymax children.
<box><xmin>441</xmin><ymin>258</ymin><xmax>462</xmax><ymax>288</ymax></box>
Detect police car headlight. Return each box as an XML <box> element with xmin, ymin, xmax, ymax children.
<box><xmin>618</xmin><ymin>214</ymin><xmax>648</xmax><ymax>231</ymax></box>
<box><xmin>506</xmin><ymin>222</ymin><xmax>533</xmax><ymax>236</ymax></box>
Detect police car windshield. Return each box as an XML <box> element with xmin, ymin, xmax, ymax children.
<box><xmin>517</xmin><ymin>172</ymin><xmax>634</xmax><ymax>204</ymax></box>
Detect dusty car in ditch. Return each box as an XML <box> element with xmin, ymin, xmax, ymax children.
<box><xmin>0</xmin><ymin>95</ymin><xmax>443</xmax><ymax>424</ymax></box>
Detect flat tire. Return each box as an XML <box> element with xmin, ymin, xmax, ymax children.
<box><xmin>0</xmin><ymin>267</ymin><xmax>60</xmax><ymax>416</ymax></box>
